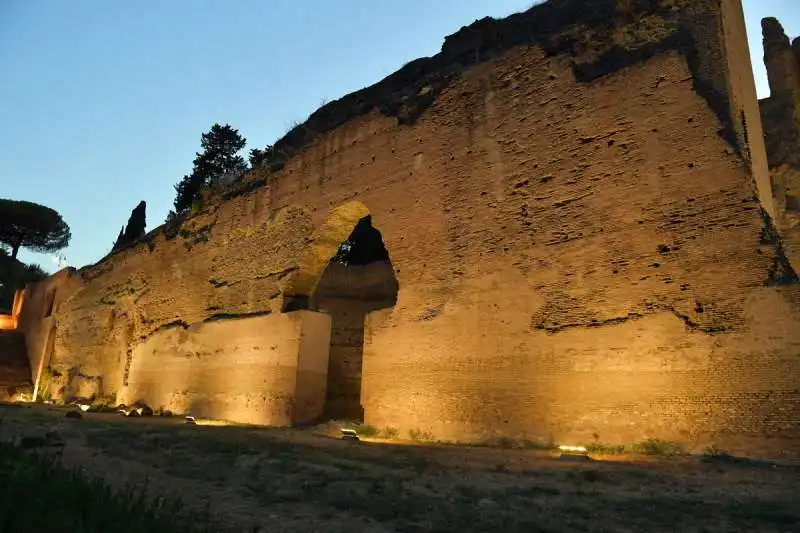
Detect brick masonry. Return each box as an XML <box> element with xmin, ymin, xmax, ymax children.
<box><xmin>15</xmin><ymin>0</ymin><xmax>800</xmax><ymax>459</ymax></box>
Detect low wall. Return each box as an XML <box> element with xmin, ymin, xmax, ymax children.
<box><xmin>118</xmin><ymin>311</ymin><xmax>331</xmax><ymax>426</ymax></box>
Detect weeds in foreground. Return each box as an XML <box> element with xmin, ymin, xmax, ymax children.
<box><xmin>632</xmin><ymin>439</ymin><xmax>685</xmax><ymax>457</ymax></box>
<box><xmin>352</xmin><ymin>424</ymin><xmax>399</xmax><ymax>440</ymax></box>
<box><xmin>0</xmin><ymin>437</ymin><xmax>206</xmax><ymax>533</ymax></box>
<box><xmin>586</xmin><ymin>442</ymin><xmax>626</xmax><ymax>455</ymax></box>
<box><xmin>409</xmin><ymin>428</ymin><xmax>436</xmax><ymax>443</ymax></box>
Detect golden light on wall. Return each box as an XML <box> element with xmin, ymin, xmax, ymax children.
<box><xmin>0</xmin><ymin>290</ymin><xmax>27</xmax><ymax>330</ymax></box>
<box><xmin>0</xmin><ymin>314</ymin><xmax>15</xmax><ymax>330</ymax></box>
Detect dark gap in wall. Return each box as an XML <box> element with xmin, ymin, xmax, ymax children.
<box><xmin>310</xmin><ymin>216</ymin><xmax>399</xmax><ymax>422</ymax></box>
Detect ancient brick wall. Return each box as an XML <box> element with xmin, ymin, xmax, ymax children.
<box><xmin>120</xmin><ymin>311</ymin><xmax>330</xmax><ymax>425</ymax></box>
<box><xmin>759</xmin><ymin>17</ymin><xmax>800</xmax><ymax>275</ymax></box>
<box><xmin>309</xmin><ymin>260</ymin><xmax>397</xmax><ymax>419</ymax></box>
<box><xmin>16</xmin><ymin>269</ymin><xmax>85</xmax><ymax>396</ymax></box>
<box><xmin>16</xmin><ymin>0</ymin><xmax>800</xmax><ymax>458</ymax></box>
<box><xmin>349</xmin><ymin>46</ymin><xmax>799</xmax><ymax>458</ymax></box>
<box><xmin>19</xmin><ymin>205</ymin><xmax>321</xmax><ymax>405</ymax></box>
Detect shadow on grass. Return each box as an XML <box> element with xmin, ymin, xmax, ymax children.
<box><xmin>25</xmin><ymin>412</ymin><xmax>798</xmax><ymax>533</ymax></box>
<box><xmin>0</xmin><ymin>438</ymin><xmax>208</xmax><ymax>533</ymax></box>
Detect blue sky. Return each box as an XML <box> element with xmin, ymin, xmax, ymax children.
<box><xmin>1</xmin><ymin>1</ymin><xmax>798</xmax><ymax>271</ymax></box>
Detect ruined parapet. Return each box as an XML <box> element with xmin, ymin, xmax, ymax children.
<box><xmin>758</xmin><ymin>17</ymin><xmax>800</xmax><ymax>272</ymax></box>
<box><xmin>793</xmin><ymin>36</ymin><xmax>800</xmax><ymax>72</ymax></box>
<box><xmin>763</xmin><ymin>18</ymin><xmax>800</xmax><ymax>98</ymax></box>
<box><xmin>760</xmin><ymin>18</ymin><xmax>800</xmax><ymax>169</ymax></box>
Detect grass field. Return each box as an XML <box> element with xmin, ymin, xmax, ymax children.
<box><xmin>1</xmin><ymin>403</ymin><xmax>799</xmax><ymax>533</ymax></box>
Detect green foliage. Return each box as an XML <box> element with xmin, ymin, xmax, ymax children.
<box><xmin>248</xmin><ymin>146</ymin><xmax>272</xmax><ymax>168</ymax></box>
<box><xmin>355</xmin><ymin>424</ymin><xmax>379</xmax><ymax>437</ymax></box>
<box><xmin>380</xmin><ymin>427</ymin><xmax>399</xmax><ymax>440</ymax></box>
<box><xmin>632</xmin><ymin>439</ymin><xmax>684</xmax><ymax>457</ymax></box>
<box><xmin>0</xmin><ymin>252</ymin><xmax>48</xmax><ymax>311</ymax></box>
<box><xmin>37</xmin><ymin>366</ymin><xmax>57</xmax><ymax>401</ymax></box>
<box><xmin>0</xmin><ymin>198</ymin><xmax>71</xmax><ymax>259</ymax></box>
<box><xmin>585</xmin><ymin>442</ymin><xmax>626</xmax><ymax>455</ymax></box>
<box><xmin>408</xmin><ymin>429</ymin><xmax>436</xmax><ymax>443</ymax></box>
<box><xmin>112</xmin><ymin>201</ymin><xmax>147</xmax><ymax>252</ymax></box>
<box><xmin>352</xmin><ymin>425</ymin><xmax>400</xmax><ymax>440</ymax></box>
<box><xmin>0</xmin><ymin>438</ymin><xmax>205</xmax><ymax>532</ymax></box>
<box><xmin>190</xmin><ymin>199</ymin><xmax>204</xmax><ymax>216</ymax></box>
<box><xmin>173</xmin><ymin>124</ymin><xmax>247</xmax><ymax>214</ymax></box>
<box><xmin>702</xmin><ymin>445</ymin><xmax>731</xmax><ymax>459</ymax></box>
<box><xmin>173</xmin><ymin>173</ymin><xmax>204</xmax><ymax>215</ymax></box>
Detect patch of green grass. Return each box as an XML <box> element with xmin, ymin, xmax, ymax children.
<box><xmin>0</xmin><ymin>438</ymin><xmax>205</xmax><ymax>532</ymax></box>
<box><xmin>354</xmin><ymin>424</ymin><xmax>379</xmax><ymax>438</ymax></box>
<box><xmin>632</xmin><ymin>439</ymin><xmax>684</xmax><ymax>457</ymax></box>
<box><xmin>343</xmin><ymin>423</ymin><xmax>398</xmax><ymax>439</ymax></box>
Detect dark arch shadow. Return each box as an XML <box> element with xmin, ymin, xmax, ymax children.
<box><xmin>308</xmin><ymin>215</ymin><xmax>398</xmax><ymax>421</ymax></box>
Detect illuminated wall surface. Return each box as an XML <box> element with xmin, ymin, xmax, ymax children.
<box><xmin>0</xmin><ymin>290</ymin><xmax>25</xmax><ymax>330</ymax></box>
<box><xmin>15</xmin><ymin>0</ymin><xmax>800</xmax><ymax>458</ymax></box>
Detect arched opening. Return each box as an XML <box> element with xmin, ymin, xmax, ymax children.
<box><xmin>283</xmin><ymin>202</ymin><xmax>398</xmax><ymax>421</ymax></box>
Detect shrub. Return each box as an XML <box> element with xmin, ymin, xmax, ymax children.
<box><xmin>409</xmin><ymin>429</ymin><xmax>435</xmax><ymax>443</ymax></box>
<box><xmin>586</xmin><ymin>442</ymin><xmax>626</xmax><ymax>455</ymax></box>
<box><xmin>379</xmin><ymin>427</ymin><xmax>399</xmax><ymax>440</ymax></box>
<box><xmin>37</xmin><ymin>366</ymin><xmax>58</xmax><ymax>401</ymax></box>
<box><xmin>632</xmin><ymin>439</ymin><xmax>684</xmax><ymax>457</ymax></box>
<box><xmin>354</xmin><ymin>424</ymin><xmax>379</xmax><ymax>438</ymax></box>
<box><xmin>702</xmin><ymin>445</ymin><xmax>732</xmax><ymax>459</ymax></box>
<box><xmin>190</xmin><ymin>199</ymin><xmax>204</xmax><ymax>216</ymax></box>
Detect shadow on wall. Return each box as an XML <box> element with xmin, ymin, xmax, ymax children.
<box><xmin>283</xmin><ymin>202</ymin><xmax>399</xmax><ymax>421</ymax></box>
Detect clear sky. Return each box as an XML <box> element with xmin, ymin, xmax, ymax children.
<box><xmin>1</xmin><ymin>0</ymin><xmax>798</xmax><ymax>272</ymax></box>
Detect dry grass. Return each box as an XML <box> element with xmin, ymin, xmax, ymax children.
<box><xmin>2</xmin><ymin>403</ymin><xmax>799</xmax><ymax>533</ymax></box>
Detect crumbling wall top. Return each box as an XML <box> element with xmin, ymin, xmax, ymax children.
<box><xmin>233</xmin><ymin>0</ymin><xmax>724</xmax><ymax>182</ymax></box>
<box><xmin>762</xmin><ymin>17</ymin><xmax>800</xmax><ymax>98</ymax></box>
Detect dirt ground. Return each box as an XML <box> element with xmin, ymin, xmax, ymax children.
<box><xmin>1</xmin><ymin>403</ymin><xmax>799</xmax><ymax>533</ymax></box>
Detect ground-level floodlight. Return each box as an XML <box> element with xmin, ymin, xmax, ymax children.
<box><xmin>340</xmin><ymin>428</ymin><xmax>360</xmax><ymax>441</ymax></box>
<box><xmin>558</xmin><ymin>445</ymin><xmax>589</xmax><ymax>459</ymax></box>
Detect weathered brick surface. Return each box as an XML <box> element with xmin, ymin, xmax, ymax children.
<box><xmin>16</xmin><ymin>0</ymin><xmax>800</xmax><ymax>458</ymax></box>
<box><xmin>310</xmin><ymin>261</ymin><xmax>397</xmax><ymax>418</ymax></box>
<box><xmin>121</xmin><ymin>311</ymin><xmax>331</xmax><ymax>425</ymax></box>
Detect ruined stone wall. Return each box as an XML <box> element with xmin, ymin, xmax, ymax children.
<box><xmin>336</xmin><ymin>46</ymin><xmax>799</xmax><ymax>458</ymax></box>
<box><xmin>717</xmin><ymin>1</ymin><xmax>772</xmax><ymax>217</ymax></box>
<box><xmin>16</xmin><ymin>268</ymin><xmax>85</xmax><ymax>395</ymax></box>
<box><xmin>17</xmin><ymin>0</ymin><xmax>800</xmax><ymax>457</ymax></box>
<box><xmin>45</xmin><ymin>206</ymin><xmax>311</xmax><ymax>396</ymax></box>
<box><xmin>310</xmin><ymin>261</ymin><xmax>397</xmax><ymax>419</ymax></box>
<box><xmin>120</xmin><ymin>311</ymin><xmax>330</xmax><ymax>425</ymax></box>
<box><xmin>759</xmin><ymin>17</ymin><xmax>800</xmax><ymax>275</ymax></box>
